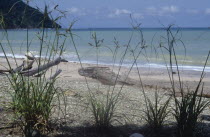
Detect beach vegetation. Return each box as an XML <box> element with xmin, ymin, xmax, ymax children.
<box><xmin>161</xmin><ymin>25</ymin><xmax>210</xmax><ymax>137</ymax></box>
<box><xmin>68</xmin><ymin>29</ymin><xmax>122</xmax><ymax>130</ymax></box>
<box><xmin>131</xmin><ymin>24</ymin><xmax>173</xmax><ymax>136</ymax></box>
<box><xmin>10</xmin><ymin>75</ymin><xmax>60</xmax><ymax>136</ymax></box>
<box><xmin>0</xmin><ymin>2</ymin><xmax>67</xmax><ymax>136</ymax></box>
<box><xmin>143</xmin><ymin>90</ymin><xmax>171</xmax><ymax>132</ymax></box>
<box><xmin>89</xmin><ymin>93</ymin><xmax>119</xmax><ymax>130</ymax></box>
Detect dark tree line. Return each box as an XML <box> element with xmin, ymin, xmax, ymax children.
<box><xmin>0</xmin><ymin>0</ymin><xmax>61</xmax><ymax>29</ymax></box>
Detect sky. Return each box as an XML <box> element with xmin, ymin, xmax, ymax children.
<box><xmin>28</xmin><ymin>0</ymin><xmax>210</xmax><ymax>28</ymax></box>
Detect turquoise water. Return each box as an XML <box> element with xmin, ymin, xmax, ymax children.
<box><xmin>0</xmin><ymin>28</ymin><xmax>210</xmax><ymax>71</ymax></box>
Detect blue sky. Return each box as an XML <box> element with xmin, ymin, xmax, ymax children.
<box><xmin>29</xmin><ymin>0</ymin><xmax>210</xmax><ymax>28</ymax></box>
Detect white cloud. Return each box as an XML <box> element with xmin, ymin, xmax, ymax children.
<box><xmin>108</xmin><ymin>9</ymin><xmax>144</xmax><ymax>19</ymax></box>
<box><xmin>108</xmin><ymin>9</ymin><xmax>131</xmax><ymax>18</ymax></box>
<box><xmin>186</xmin><ymin>9</ymin><xmax>199</xmax><ymax>14</ymax></box>
<box><xmin>67</xmin><ymin>7</ymin><xmax>86</xmax><ymax>16</ymax></box>
<box><xmin>68</xmin><ymin>7</ymin><xmax>79</xmax><ymax>13</ymax></box>
<box><xmin>161</xmin><ymin>6</ymin><xmax>179</xmax><ymax>13</ymax></box>
<box><xmin>145</xmin><ymin>5</ymin><xmax>179</xmax><ymax>17</ymax></box>
<box><xmin>115</xmin><ymin>9</ymin><xmax>131</xmax><ymax>15</ymax></box>
<box><xmin>205</xmin><ymin>8</ymin><xmax>210</xmax><ymax>14</ymax></box>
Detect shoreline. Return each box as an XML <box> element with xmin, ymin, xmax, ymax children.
<box><xmin>0</xmin><ymin>57</ymin><xmax>210</xmax><ymax>93</ymax></box>
<box><xmin>1</xmin><ymin>55</ymin><xmax>210</xmax><ymax>73</ymax></box>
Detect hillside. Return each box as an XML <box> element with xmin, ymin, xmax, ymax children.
<box><xmin>0</xmin><ymin>0</ymin><xmax>61</xmax><ymax>29</ymax></box>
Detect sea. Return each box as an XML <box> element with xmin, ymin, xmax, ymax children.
<box><xmin>0</xmin><ymin>28</ymin><xmax>210</xmax><ymax>72</ymax></box>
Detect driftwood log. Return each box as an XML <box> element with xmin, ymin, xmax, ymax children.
<box><xmin>0</xmin><ymin>54</ymin><xmax>67</xmax><ymax>79</ymax></box>
<box><xmin>49</xmin><ymin>69</ymin><xmax>62</xmax><ymax>80</ymax></box>
<box><xmin>78</xmin><ymin>67</ymin><xmax>135</xmax><ymax>86</ymax></box>
<box><xmin>21</xmin><ymin>57</ymin><xmax>67</xmax><ymax>76</ymax></box>
<box><xmin>22</xmin><ymin>60</ymin><xmax>34</xmax><ymax>71</ymax></box>
<box><xmin>0</xmin><ymin>69</ymin><xmax>11</xmax><ymax>73</ymax></box>
<box><xmin>78</xmin><ymin>67</ymin><xmax>210</xmax><ymax>98</ymax></box>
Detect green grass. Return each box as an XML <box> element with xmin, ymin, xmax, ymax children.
<box><xmin>174</xmin><ymin>87</ymin><xmax>209</xmax><ymax>137</ymax></box>
<box><xmin>0</xmin><ymin>3</ymin><xmax>67</xmax><ymax>136</ymax></box>
<box><xmin>89</xmin><ymin>93</ymin><xmax>118</xmax><ymax>129</ymax></box>
<box><xmin>144</xmin><ymin>91</ymin><xmax>171</xmax><ymax>132</ymax></box>
<box><xmin>11</xmin><ymin>75</ymin><xmax>59</xmax><ymax>135</ymax></box>
<box><xmin>161</xmin><ymin>25</ymin><xmax>210</xmax><ymax>137</ymax></box>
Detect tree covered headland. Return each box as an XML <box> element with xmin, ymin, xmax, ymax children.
<box><xmin>0</xmin><ymin>0</ymin><xmax>61</xmax><ymax>29</ymax></box>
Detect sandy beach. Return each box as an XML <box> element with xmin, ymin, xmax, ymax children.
<box><xmin>1</xmin><ymin>57</ymin><xmax>210</xmax><ymax>91</ymax></box>
<box><xmin>0</xmin><ymin>57</ymin><xmax>210</xmax><ymax>136</ymax></box>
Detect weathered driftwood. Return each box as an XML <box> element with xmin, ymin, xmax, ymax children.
<box><xmin>0</xmin><ymin>69</ymin><xmax>11</xmax><ymax>73</ymax></box>
<box><xmin>78</xmin><ymin>67</ymin><xmax>210</xmax><ymax>98</ymax></box>
<box><xmin>33</xmin><ymin>71</ymin><xmax>46</xmax><ymax>77</ymax></box>
<box><xmin>13</xmin><ymin>63</ymin><xmax>24</xmax><ymax>73</ymax></box>
<box><xmin>172</xmin><ymin>92</ymin><xmax>210</xmax><ymax>98</ymax></box>
<box><xmin>25</xmin><ymin>54</ymin><xmax>36</xmax><ymax>60</ymax></box>
<box><xmin>49</xmin><ymin>69</ymin><xmax>62</xmax><ymax>80</ymax></box>
<box><xmin>78</xmin><ymin>67</ymin><xmax>135</xmax><ymax>86</ymax></box>
<box><xmin>0</xmin><ymin>54</ymin><xmax>34</xmax><ymax>74</ymax></box>
<box><xmin>21</xmin><ymin>57</ymin><xmax>67</xmax><ymax>76</ymax></box>
<box><xmin>22</xmin><ymin>60</ymin><xmax>35</xmax><ymax>71</ymax></box>
<box><xmin>0</xmin><ymin>54</ymin><xmax>66</xmax><ymax>79</ymax></box>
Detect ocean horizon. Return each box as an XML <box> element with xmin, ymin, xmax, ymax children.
<box><xmin>1</xmin><ymin>27</ymin><xmax>210</xmax><ymax>31</ymax></box>
<box><xmin>0</xmin><ymin>28</ymin><xmax>210</xmax><ymax>72</ymax></box>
